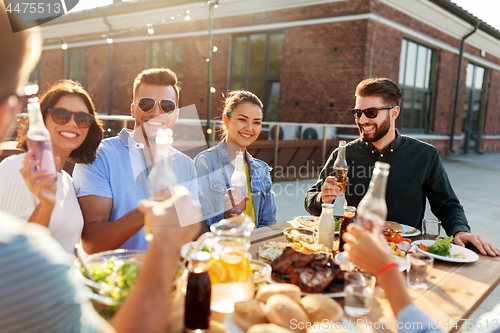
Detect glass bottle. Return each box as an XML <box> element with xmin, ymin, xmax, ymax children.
<box><xmin>145</xmin><ymin>128</ymin><xmax>176</xmax><ymax>241</ymax></box>
<box><xmin>338</xmin><ymin>206</ymin><xmax>356</xmax><ymax>252</ymax></box>
<box><xmin>26</xmin><ymin>97</ymin><xmax>56</xmax><ymax>179</ymax></box>
<box><xmin>230</xmin><ymin>151</ymin><xmax>247</xmax><ymax>212</ymax></box>
<box><xmin>331</xmin><ymin>140</ymin><xmax>348</xmax><ymax>193</ymax></box>
<box><xmin>184</xmin><ymin>251</ymin><xmax>212</xmax><ymax>333</ymax></box>
<box><xmin>317</xmin><ymin>203</ymin><xmax>335</xmax><ymax>251</ymax></box>
<box><xmin>356</xmin><ymin>161</ymin><xmax>390</xmax><ymax>234</ymax></box>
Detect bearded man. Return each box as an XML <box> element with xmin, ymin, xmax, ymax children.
<box><xmin>304</xmin><ymin>77</ymin><xmax>499</xmax><ymax>256</ymax></box>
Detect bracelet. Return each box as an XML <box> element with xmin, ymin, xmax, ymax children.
<box><xmin>376</xmin><ymin>262</ymin><xmax>399</xmax><ymax>277</ymax></box>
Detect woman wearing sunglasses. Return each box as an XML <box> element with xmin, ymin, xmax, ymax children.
<box><xmin>194</xmin><ymin>90</ymin><xmax>276</xmax><ymax>227</ymax></box>
<box><xmin>0</xmin><ymin>80</ymin><xmax>103</xmax><ymax>253</ymax></box>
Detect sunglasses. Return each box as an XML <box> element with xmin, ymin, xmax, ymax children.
<box><xmin>351</xmin><ymin>105</ymin><xmax>395</xmax><ymax>119</ymax></box>
<box><xmin>137</xmin><ymin>97</ymin><xmax>177</xmax><ymax>114</ymax></box>
<box><xmin>47</xmin><ymin>108</ymin><xmax>95</xmax><ymax>128</ymax></box>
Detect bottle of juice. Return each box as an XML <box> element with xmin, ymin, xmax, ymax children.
<box><xmin>230</xmin><ymin>151</ymin><xmax>247</xmax><ymax>212</ymax></box>
<box><xmin>317</xmin><ymin>203</ymin><xmax>335</xmax><ymax>251</ymax></box>
<box><xmin>338</xmin><ymin>206</ymin><xmax>356</xmax><ymax>252</ymax></box>
<box><xmin>26</xmin><ymin>97</ymin><xmax>56</xmax><ymax>180</ymax></box>
<box><xmin>184</xmin><ymin>251</ymin><xmax>211</xmax><ymax>333</ymax></box>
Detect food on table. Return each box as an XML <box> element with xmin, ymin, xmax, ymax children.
<box><xmin>255</xmin><ymin>283</ymin><xmax>302</xmax><ymax>303</ymax></box>
<box><xmin>85</xmin><ymin>256</ymin><xmax>141</xmax><ymax>302</ymax></box>
<box><xmin>258</xmin><ymin>242</ymin><xmax>286</xmax><ymax>261</ymax></box>
<box><xmin>232</xmin><ymin>300</ymin><xmax>268</xmax><ymax>330</ymax></box>
<box><xmin>300</xmin><ymin>294</ymin><xmax>344</xmax><ymax>323</ymax></box>
<box><xmin>271</xmin><ymin>247</ymin><xmax>344</xmax><ymax>293</ymax></box>
<box><xmin>334</xmin><ymin>216</ymin><xmax>342</xmax><ymax>232</ymax></box>
<box><xmin>264</xmin><ymin>295</ymin><xmax>309</xmax><ymax>332</ymax></box>
<box><xmin>250</xmin><ymin>260</ymin><xmax>271</xmax><ymax>287</ymax></box>
<box><xmin>283</xmin><ymin>228</ymin><xmax>316</xmax><ymax>244</ymax></box>
<box><xmin>385</xmin><ymin>221</ymin><xmax>403</xmax><ymax>232</ymax></box>
<box><xmin>405</xmin><ymin>228</ymin><xmax>419</xmax><ymax>235</ymax></box>
<box><xmin>247</xmin><ymin>324</ymin><xmax>293</xmax><ymax>333</ymax></box>
<box><xmin>389</xmin><ymin>239</ymin><xmax>412</xmax><ymax>257</ymax></box>
<box><xmin>296</xmin><ymin>216</ymin><xmax>319</xmax><ymax>228</ymax></box>
<box><xmin>420</xmin><ymin>236</ymin><xmax>455</xmax><ymax>257</ymax></box>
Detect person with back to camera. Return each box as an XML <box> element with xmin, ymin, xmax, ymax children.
<box><xmin>0</xmin><ymin>80</ymin><xmax>103</xmax><ymax>253</ymax></box>
<box><xmin>194</xmin><ymin>90</ymin><xmax>276</xmax><ymax>227</ymax></box>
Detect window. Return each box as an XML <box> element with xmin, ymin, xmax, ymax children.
<box><xmin>64</xmin><ymin>48</ymin><xmax>87</xmax><ymax>88</ymax></box>
<box><xmin>148</xmin><ymin>40</ymin><xmax>183</xmax><ymax>81</ymax></box>
<box><xmin>462</xmin><ymin>63</ymin><xmax>486</xmax><ymax>153</ymax></box>
<box><xmin>29</xmin><ymin>58</ymin><xmax>41</xmax><ymax>87</ymax></box>
<box><xmin>230</xmin><ymin>32</ymin><xmax>283</xmax><ymax>121</ymax></box>
<box><xmin>398</xmin><ymin>39</ymin><xmax>434</xmax><ymax>131</ymax></box>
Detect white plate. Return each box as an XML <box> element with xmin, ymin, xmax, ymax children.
<box><xmin>291</xmin><ymin>215</ymin><xmax>340</xmax><ymax>235</ymax></box>
<box><xmin>224</xmin><ymin>313</ymin><xmax>359</xmax><ymax>333</ymax></box>
<box><xmin>413</xmin><ymin>240</ymin><xmax>479</xmax><ymax>263</ymax></box>
<box><xmin>180</xmin><ymin>240</ymin><xmax>214</xmax><ymax>259</ymax></box>
<box><xmin>401</xmin><ymin>224</ymin><xmax>421</xmax><ymax>237</ymax></box>
<box><xmin>268</xmin><ymin>276</ymin><xmax>344</xmax><ymax>298</ymax></box>
<box><xmin>335</xmin><ymin>252</ymin><xmax>408</xmax><ymax>272</ymax></box>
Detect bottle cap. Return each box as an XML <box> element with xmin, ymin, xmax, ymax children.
<box><xmin>190</xmin><ymin>251</ymin><xmax>211</xmax><ymax>263</ymax></box>
<box><xmin>343</xmin><ymin>206</ymin><xmax>356</xmax><ymax>213</ymax></box>
<box><xmin>321</xmin><ymin>203</ymin><xmax>334</xmax><ymax>209</ymax></box>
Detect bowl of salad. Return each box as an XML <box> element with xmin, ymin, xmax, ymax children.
<box><xmin>74</xmin><ymin>249</ymin><xmax>187</xmax><ymax>320</ymax></box>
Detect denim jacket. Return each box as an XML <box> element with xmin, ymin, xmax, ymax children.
<box><xmin>194</xmin><ymin>141</ymin><xmax>277</xmax><ymax>228</ymax></box>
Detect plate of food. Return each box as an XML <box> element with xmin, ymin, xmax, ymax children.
<box><xmin>335</xmin><ymin>252</ymin><xmax>408</xmax><ymax>272</ymax></box>
<box><xmin>258</xmin><ymin>242</ymin><xmax>287</xmax><ymax>262</ymax></box>
<box><xmin>401</xmin><ymin>224</ymin><xmax>421</xmax><ymax>237</ymax></box>
<box><xmin>291</xmin><ymin>215</ymin><xmax>342</xmax><ymax>234</ymax></box>
<box><xmin>180</xmin><ymin>239</ymin><xmax>213</xmax><ymax>259</ymax></box>
<box><xmin>385</xmin><ymin>221</ymin><xmax>420</xmax><ymax>237</ymax></box>
<box><xmin>413</xmin><ymin>239</ymin><xmax>479</xmax><ymax>263</ymax></box>
<box><xmin>224</xmin><ymin>284</ymin><xmax>350</xmax><ymax>333</ymax></box>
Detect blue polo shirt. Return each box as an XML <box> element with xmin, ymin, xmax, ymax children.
<box><xmin>73</xmin><ymin>129</ymin><xmax>199</xmax><ymax>250</ymax></box>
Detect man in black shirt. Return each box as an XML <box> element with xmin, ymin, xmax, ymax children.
<box><xmin>305</xmin><ymin>77</ymin><xmax>499</xmax><ymax>256</ymax></box>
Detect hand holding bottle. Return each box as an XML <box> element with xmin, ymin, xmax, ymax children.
<box><xmin>223</xmin><ymin>188</ymin><xmax>249</xmax><ymax>218</ymax></box>
<box><xmin>321</xmin><ymin>175</ymin><xmax>349</xmax><ymax>203</ymax></box>
<box><xmin>20</xmin><ymin>150</ymin><xmax>60</xmax><ymax>209</ymax></box>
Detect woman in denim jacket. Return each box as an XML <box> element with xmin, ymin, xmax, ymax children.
<box><xmin>194</xmin><ymin>90</ymin><xmax>277</xmax><ymax>228</ymax></box>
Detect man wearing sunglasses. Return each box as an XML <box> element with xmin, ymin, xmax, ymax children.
<box><xmin>305</xmin><ymin>77</ymin><xmax>499</xmax><ymax>257</ymax></box>
<box><xmin>73</xmin><ymin>68</ymin><xmax>202</xmax><ymax>254</ymax></box>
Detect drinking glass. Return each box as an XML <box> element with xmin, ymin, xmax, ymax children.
<box><xmin>344</xmin><ymin>272</ymin><xmax>376</xmax><ymax>316</ymax></box>
<box><xmin>423</xmin><ymin>219</ymin><xmax>441</xmax><ymax>240</ymax></box>
<box><xmin>407</xmin><ymin>253</ymin><xmax>434</xmax><ymax>290</ymax></box>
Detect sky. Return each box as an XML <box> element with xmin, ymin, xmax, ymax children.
<box><xmin>69</xmin><ymin>0</ymin><xmax>500</xmax><ymax>31</ymax></box>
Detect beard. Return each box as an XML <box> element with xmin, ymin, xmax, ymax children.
<box><xmin>357</xmin><ymin>111</ymin><xmax>391</xmax><ymax>143</ymax></box>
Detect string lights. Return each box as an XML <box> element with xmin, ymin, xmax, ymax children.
<box><xmin>44</xmin><ymin>2</ymin><xmax>215</xmax><ymax>49</ymax></box>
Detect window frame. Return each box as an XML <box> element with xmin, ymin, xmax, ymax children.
<box><xmin>64</xmin><ymin>47</ymin><xmax>88</xmax><ymax>89</ymax></box>
<box><xmin>398</xmin><ymin>39</ymin><xmax>436</xmax><ymax>133</ymax></box>
<box><xmin>229</xmin><ymin>31</ymin><xmax>283</xmax><ymax>121</ymax></box>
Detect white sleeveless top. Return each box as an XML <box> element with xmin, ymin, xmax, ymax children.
<box><xmin>0</xmin><ymin>153</ymin><xmax>83</xmax><ymax>253</ymax></box>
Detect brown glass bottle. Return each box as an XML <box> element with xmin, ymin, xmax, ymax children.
<box><xmin>338</xmin><ymin>206</ymin><xmax>356</xmax><ymax>252</ymax></box>
<box><xmin>184</xmin><ymin>251</ymin><xmax>211</xmax><ymax>333</ymax></box>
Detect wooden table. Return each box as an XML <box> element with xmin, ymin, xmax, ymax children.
<box><xmin>249</xmin><ymin>222</ymin><xmax>500</xmax><ymax>333</ymax></box>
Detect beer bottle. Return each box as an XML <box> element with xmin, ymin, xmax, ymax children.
<box><xmin>317</xmin><ymin>203</ymin><xmax>335</xmax><ymax>251</ymax></box>
<box><xmin>230</xmin><ymin>151</ymin><xmax>247</xmax><ymax>212</ymax></box>
<box><xmin>26</xmin><ymin>97</ymin><xmax>57</xmax><ymax>180</ymax></box>
<box><xmin>338</xmin><ymin>206</ymin><xmax>356</xmax><ymax>252</ymax></box>
<box><xmin>145</xmin><ymin>128</ymin><xmax>176</xmax><ymax>241</ymax></box>
<box><xmin>356</xmin><ymin>161</ymin><xmax>390</xmax><ymax>234</ymax></box>
<box><xmin>331</xmin><ymin>140</ymin><xmax>348</xmax><ymax>193</ymax></box>
<box><xmin>184</xmin><ymin>251</ymin><xmax>212</xmax><ymax>333</ymax></box>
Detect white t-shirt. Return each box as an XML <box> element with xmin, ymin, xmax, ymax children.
<box><xmin>0</xmin><ymin>153</ymin><xmax>83</xmax><ymax>253</ymax></box>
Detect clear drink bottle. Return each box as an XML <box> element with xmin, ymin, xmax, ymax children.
<box><xmin>230</xmin><ymin>151</ymin><xmax>247</xmax><ymax>213</ymax></box>
<box><xmin>317</xmin><ymin>203</ymin><xmax>335</xmax><ymax>251</ymax></box>
<box><xmin>331</xmin><ymin>140</ymin><xmax>348</xmax><ymax>193</ymax></box>
<box><xmin>145</xmin><ymin>128</ymin><xmax>176</xmax><ymax>241</ymax></box>
<box><xmin>356</xmin><ymin>161</ymin><xmax>390</xmax><ymax>234</ymax></box>
<box><xmin>26</xmin><ymin>97</ymin><xmax>57</xmax><ymax>179</ymax></box>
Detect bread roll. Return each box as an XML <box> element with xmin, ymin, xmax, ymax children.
<box><xmin>232</xmin><ymin>301</ymin><xmax>267</xmax><ymax>331</ymax></box>
<box><xmin>300</xmin><ymin>294</ymin><xmax>343</xmax><ymax>323</ymax></box>
<box><xmin>248</xmin><ymin>323</ymin><xmax>293</xmax><ymax>333</ymax></box>
<box><xmin>264</xmin><ymin>294</ymin><xmax>309</xmax><ymax>332</ymax></box>
<box><xmin>255</xmin><ymin>283</ymin><xmax>302</xmax><ymax>303</ymax></box>
<box><xmin>385</xmin><ymin>221</ymin><xmax>402</xmax><ymax>232</ymax></box>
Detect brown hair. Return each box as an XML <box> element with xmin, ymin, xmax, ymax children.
<box><xmin>220</xmin><ymin>90</ymin><xmax>263</xmax><ymax>140</ymax></box>
<box><xmin>0</xmin><ymin>3</ymin><xmax>41</xmax><ymax>98</ymax></box>
<box><xmin>133</xmin><ymin>68</ymin><xmax>179</xmax><ymax>104</ymax></box>
<box><xmin>17</xmin><ymin>80</ymin><xmax>104</xmax><ymax>164</ymax></box>
<box><xmin>355</xmin><ymin>78</ymin><xmax>403</xmax><ymax>106</ymax></box>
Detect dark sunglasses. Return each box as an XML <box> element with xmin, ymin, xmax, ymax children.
<box><xmin>47</xmin><ymin>108</ymin><xmax>95</xmax><ymax>128</ymax></box>
<box><xmin>137</xmin><ymin>97</ymin><xmax>177</xmax><ymax>114</ymax></box>
<box><xmin>351</xmin><ymin>105</ymin><xmax>395</xmax><ymax>119</ymax></box>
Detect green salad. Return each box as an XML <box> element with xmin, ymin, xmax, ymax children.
<box><xmin>426</xmin><ymin>236</ymin><xmax>454</xmax><ymax>257</ymax></box>
<box><xmin>83</xmin><ymin>257</ymin><xmax>142</xmax><ymax>302</ymax></box>
<box><xmin>334</xmin><ymin>217</ymin><xmax>342</xmax><ymax>232</ymax></box>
